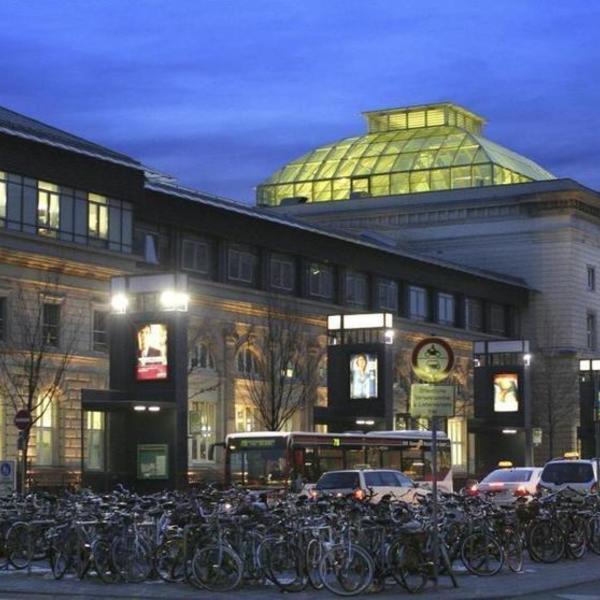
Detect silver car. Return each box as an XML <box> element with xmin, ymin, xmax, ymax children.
<box><xmin>477</xmin><ymin>467</ymin><xmax>543</xmax><ymax>505</ymax></box>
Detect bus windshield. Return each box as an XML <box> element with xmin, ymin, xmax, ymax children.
<box><xmin>228</xmin><ymin>437</ymin><xmax>288</xmax><ymax>487</ymax></box>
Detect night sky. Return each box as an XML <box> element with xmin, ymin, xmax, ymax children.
<box><xmin>1</xmin><ymin>1</ymin><xmax>599</xmax><ymax>204</ymax></box>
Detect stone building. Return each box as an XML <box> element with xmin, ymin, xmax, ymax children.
<box><xmin>0</xmin><ymin>105</ymin><xmax>527</xmax><ymax>486</ymax></box>
<box><xmin>263</xmin><ymin>101</ymin><xmax>599</xmax><ymax>464</ymax></box>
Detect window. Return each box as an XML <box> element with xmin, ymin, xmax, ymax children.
<box><xmin>88</xmin><ymin>193</ymin><xmax>108</xmax><ymax>241</ymax></box>
<box><xmin>308</xmin><ymin>263</ymin><xmax>334</xmax><ymax>300</ymax></box>
<box><xmin>35</xmin><ymin>396</ymin><xmax>54</xmax><ymax>466</ymax></box>
<box><xmin>345</xmin><ymin>271</ymin><xmax>368</xmax><ymax>307</ymax></box>
<box><xmin>182</xmin><ymin>238</ymin><xmax>210</xmax><ymax>274</ymax></box>
<box><xmin>447</xmin><ymin>417</ymin><xmax>466</xmax><ymax>471</ymax></box>
<box><xmin>588</xmin><ymin>266</ymin><xmax>596</xmax><ymax>291</ymax></box>
<box><xmin>236</xmin><ymin>348</ymin><xmax>258</xmax><ymax>376</ymax></box>
<box><xmin>0</xmin><ymin>172</ymin><xmax>6</xmax><ymax>221</ymax></box>
<box><xmin>84</xmin><ymin>411</ymin><xmax>104</xmax><ymax>470</ymax></box>
<box><xmin>377</xmin><ymin>279</ymin><xmax>398</xmax><ymax>311</ymax></box>
<box><xmin>190</xmin><ymin>342</ymin><xmax>215</xmax><ymax>370</ymax></box>
<box><xmin>43</xmin><ymin>303</ymin><xmax>60</xmax><ymax>347</ymax></box>
<box><xmin>92</xmin><ymin>310</ymin><xmax>108</xmax><ymax>352</ymax></box>
<box><xmin>37</xmin><ymin>181</ymin><xmax>60</xmax><ymax>236</ymax></box>
<box><xmin>489</xmin><ymin>303</ymin><xmax>506</xmax><ymax>335</ymax></box>
<box><xmin>270</xmin><ymin>255</ymin><xmax>295</xmax><ymax>291</ymax></box>
<box><xmin>0</xmin><ymin>296</ymin><xmax>6</xmax><ymax>341</ymax></box>
<box><xmin>228</xmin><ymin>248</ymin><xmax>256</xmax><ymax>284</ymax></box>
<box><xmin>465</xmin><ymin>298</ymin><xmax>483</xmax><ymax>331</ymax></box>
<box><xmin>437</xmin><ymin>293</ymin><xmax>455</xmax><ymax>325</ymax></box>
<box><xmin>588</xmin><ymin>312</ymin><xmax>597</xmax><ymax>350</ymax></box>
<box><xmin>409</xmin><ymin>286</ymin><xmax>428</xmax><ymax>320</ymax></box>
<box><xmin>189</xmin><ymin>400</ymin><xmax>216</xmax><ymax>462</ymax></box>
<box><xmin>235</xmin><ymin>404</ymin><xmax>259</xmax><ymax>432</ymax></box>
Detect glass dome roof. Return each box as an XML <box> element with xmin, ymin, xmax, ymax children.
<box><xmin>256</xmin><ymin>103</ymin><xmax>554</xmax><ymax>206</ymax></box>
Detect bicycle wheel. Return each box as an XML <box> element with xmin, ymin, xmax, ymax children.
<box><xmin>528</xmin><ymin>520</ymin><xmax>564</xmax><ymax>563</ymax></box>
<box><xmin>6</xmin><ymin>523</ymin><xmax>30</xmax><ymax>570</ymax></box>
<box><xmin>74</xmin><ymin>542</ymin><xmax>92</xmax><ymax>580</ymax></box>
<box><xmin>565</xmin><ymin>515</ymin><xmax>587</xmax><ymax>559</ymax></box>
<box><xmin>264</xmin><ymin>539</ymin><xmax>307</xmax><ymax>592</ymax></box>
<box><xmin>586</xmin><ymin>514</ymin><xmax>600</xmax><ymax>555</ymax></box>
<box><xmin>111</xmin><ymin>534</ymin><xmax>153</xmax><ymax>583</ymax></box>
<box><xmin>319</xmin><ymin>543</ymin><xmax>374</xmax><ymax>597</ymax></box>
<box><xmin>154</xmin><ymin>539</ymin><xmax>185</xmax><ymax>583</ymax></box>
<box><xmin>191</xmin><ymin>545</ymin><xmax>243</xmax><ymax>592</ymax></box>
<box><xmin>305</xmin><ymin>537</ymin><xmax>325</xmax><ymax>590</ymax></box>
<box><xmin>503</xmin><ymin>528</ymin><xmax>524</xmax><ymax>572</ymax></box>
<box><xmin>49</xmin><ymin>543</ymin><xmax>71</xmax><ymax>580</ymax></box>
<box><xmin>93</xmin><ymin>539</ymin><xmax>119</xmax><ymax>584</ymax></box>
<box><xmin>461</xmin><ymin>532</ymin><xmax>504</xmax><ymax>576</ymax></box>
<box><xmin>387</xmin><ymin>538</ymin><xmax>428</xmax><ymax>593</ymax></box>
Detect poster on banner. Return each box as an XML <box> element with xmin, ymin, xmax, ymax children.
<box><xmin>0</xmin><ymin>460</ymin><xmax>16</xmax><ymax>496</ymax></box>
<box><xmin>410</xmin><ymin>384</ymin><xmax>455</xmax><ymax>418</ymax></box>
<box><xmin>136</xmin><ymin>323</ymin><xmax>168</xmax><ymax>381</ymax></box>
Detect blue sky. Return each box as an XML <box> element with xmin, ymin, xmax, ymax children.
<box><xmin>1</xmin><ymin>1</ymin><xmax>599</xmax><ymax>203</ymax></box>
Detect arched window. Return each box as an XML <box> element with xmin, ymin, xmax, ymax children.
<box><xmin>236</xmin><ymin>348</ymin><xmax>258</xmax><ymax>376</ymax></box>
<box><xmin>190</xmin><ymin>342</ymin><xmax>215</xmax><ymax>370</ymax></box>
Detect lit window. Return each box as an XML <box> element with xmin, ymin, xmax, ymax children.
<box><xmin>84</xmin><ymin>411</ymin><xmax>105</xmax><ymax>471</ymax></box>
<box><xmin>447</xmin><ymin>417</ymin><xmax>466</xmax><ymax>471</ymax></box>
<box><xmin>35</xmin><ymin>396</ymin><xmax>54</xmax><ymax>466</ymax></box>
<box><xmin>182</xmin><ymin>239</ymin><xmax>210</xmax><ymax>274</ymax></box>
<box><xmin>588</xmin><ymin>313</ymin><xmax>597</xmax><ymax>351</ymax></box>
<box><xmin>235</xmin><ymin>404</ymin><xmax>259</xmax><ymax>432</ymax></box>
<box><xmin>270</xmin><ymin>255</ymin><xmax>295</xmax><ymax>291</ymax></box>
<box><xmin>228</xmin><ymin>248</ymin><xmax>256</xmax><ymax>284</ymax></box>
<box><xmin>37</xmin><ymin>181</ymin><xmax>60</xmax><ymax>236</ymax></box>
<box><xmin>345</xmin><ymin>271</ymin><xmax>368</xmax><ymax>308</ymax></box>
<box><xmin>92</xmin><ymin>309</ymin><xmax>108</xmax><ymax>352</ymax></box>
<box><xmin>588</xmin><ymin>266</ymin><xmax>596</xmax><ymax>291</ymax></box>
<box><xmin>88</xmin><ymin>193</ymin><xmax>108</xmax><ymax>240</ymax></box>
<box><xmin>409</xmin><ymin>286</ymin><xmax>428</xmax><ymax>320</ymax></box>
<box><xmin>189</xmin><ymin>401</ymin><xmax>216</xmax><ymax>462</ymax></box>
<box><xmin>190</xmin><ymin>342</ymin><xmax>215</xmax><ymax>370</ymax></box>
<box><xmin>437</xmin><ymin>293</ymin><xmax>455</xmax><ymax>326</ymax></box>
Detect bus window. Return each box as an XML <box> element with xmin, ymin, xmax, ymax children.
<box><xmin>424</xmin><ymin>444</ymin><xmax>451</xmax><ymax>479</ymax></box>
<box><xmin>381</xmin><ymin>449</ymin><xmax>401</xmax><ymax>471</ymax></box>
<box><xmin>401</xmin><ymin>446</ymin><xmax>425</xmax><ymax>480</ymax></box>
<box><xmin>319</xmin><ymin>448</ymin><xmax>343</xmax><ymax>473</ymax></box>
<box><xmin>366</xmin><ymin>447</ymin><xmax>381</xmax><ymax>469</ymax></box>
<box><xmin>344</xmin><ymin>448</ymin><xmax>365</xmax><ymax>469</ymax></box>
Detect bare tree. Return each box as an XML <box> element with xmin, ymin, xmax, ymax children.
<box><xmin>0</xmin><ymin>272</ymin><xmax>83</xmax><ymax>491</ymax></box>
<box><xmin>242</xmin><ymin>301</ymin><xmax>323</xmax><ymax>431</ymax></box>
<box><xmin>533</xmin><ymin>311</ymin><xmax>577</xmax><ymax>461</ymax></box>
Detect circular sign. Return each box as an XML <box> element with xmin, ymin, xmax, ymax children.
<box><xmin>14</xmin><ymin>409</ymin><xmax>32</xmax><ymax>431</ymax></box>
<box><xmin>411</xmin><ymin>337</ymin><xmax>454</xmax><ymax>383</ymax></box>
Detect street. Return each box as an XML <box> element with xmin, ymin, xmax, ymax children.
<box><xmin>0</xmin><ymin>554</ymin><xmax>600</xmax><ymax>600</ymax></box>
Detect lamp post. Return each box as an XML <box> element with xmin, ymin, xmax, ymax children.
<box><xmin>579</xmin><ymin>359</ymin><xmax>600</xmax><ymax>490</ymax></box>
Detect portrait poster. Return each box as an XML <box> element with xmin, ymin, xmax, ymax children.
<box><xmin>493</xmin><ymin>372</ymin><xmax>519</xmax><ymax>412</ymax></box>
<box><xmin>349</xmin><ymin>353</ymin><xmax>378</xmax><ymax>399</ymax></box>
<box><xmin>136</xmin><ymin>323</ymin><xmax>168</xmax><ymax>381</ymax></box>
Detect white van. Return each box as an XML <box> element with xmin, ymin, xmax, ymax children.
<box><xmin>538</xmin><ymin>459</ymin><xmax>597</xmax><ymax>494</ymax></box>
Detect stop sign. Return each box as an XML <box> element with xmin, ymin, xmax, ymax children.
<box><xmin>14</xmin><ymin>409</ymin><xmax>32</xmax><ymax>431</ymax></box>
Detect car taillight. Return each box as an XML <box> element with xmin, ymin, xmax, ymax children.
<box><xmin>353</xmin><ymin>488</ymin><xmax>365</xmax><ymax>500</ymax></box>
<box><xmin>514</xmin><ymin>485</ymin><xmax>528</xmax><ymax>497</ymax></box>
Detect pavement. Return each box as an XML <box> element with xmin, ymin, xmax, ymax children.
<box><xmin>0</xmin><ymin>555</ymin><xmax>599</xmax><ymax>599</ymax></box>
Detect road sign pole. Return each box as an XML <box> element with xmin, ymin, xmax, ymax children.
<box><xmin>431</xmin><ymin>415</ymin><xmax>439</xmax><ymax>589</ymax></box>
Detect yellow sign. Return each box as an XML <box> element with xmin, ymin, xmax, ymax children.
<box><xmin>410</xmin><ymin>384</ymin><xmax>455</xmax><ymax>418</ymax></box>
<box><xmin>411</xmin><ymin>337</ymin><xmax>454</xmax><ymax>383</ymax></box>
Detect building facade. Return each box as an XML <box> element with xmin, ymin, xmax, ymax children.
<box><xmin>0</xmin><ymin>106</ymin><xmax>528</xmax><ymax>486</ymax></box>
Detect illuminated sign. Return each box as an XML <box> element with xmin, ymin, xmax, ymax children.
<box><xmin>493</xmin><ymin>373</ymin><xmax>519</xmax><ymax>412</ymax></box>
<box><xmin>349</xmin><ymin>353</ymin><xmax>378</xmax><ymax>399</ymax></box>
<box><xmin>136</xmin><ymin>323</ymin><xmax>168</xmax><ymax>381</ymax></box>
<box><xmin>411</xmin><ymin>338</ymin><xmax>454</xmax><ymax>383</ymax></box>
<box><xmin>327</xmin><ymin>313</ymin><xmax>393</xmax><ymax>331</ymax></box>
<box><xmin>137</xmin><ymin>444</ymin><xmax>168</xmax><ymax>480</ymax></box>
<box><xmin>239</xmin><ymin>439</ymin><xmax>277</xmax><ymax>449</ymax></box>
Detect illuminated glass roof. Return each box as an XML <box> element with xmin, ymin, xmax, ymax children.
<box><xmin>257</xmin><ymin>102</ymin><xmax>554</xmax><ymax>206</ymax></box>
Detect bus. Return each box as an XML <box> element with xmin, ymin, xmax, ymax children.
<box><xmin>224</xmin><ymin>430</ymin><xmax>453</xmax><ymax>492</ymax></box>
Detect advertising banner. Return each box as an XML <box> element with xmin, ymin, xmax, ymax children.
<box><xmin>349</xmin><ymin>353</ymin><xmax>378</xmax><ymax>399</ymax></box>
<box><xmin>136</xmin><ymin>323</ymin><xmax>168</xmax><ymax>381</ymax></box>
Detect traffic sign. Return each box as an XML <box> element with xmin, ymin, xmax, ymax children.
<box><xmin>0</xmin><ymin>460</ymin><xmax>15</xmax><ymax>496</ymax></box>
<box><xmin>410</xmin><ymin>383</ymin><xmax>455</xmax><ymax>417</ymax></box>
<box><xmin>14</xmin><ymin>409</ymin><xmax>32</xmax><ymax>431</ymax></box>
<box><xmin>411</xmin><ymin>337</ymin><xmax>454</xmax><ymax>383</ymax></box>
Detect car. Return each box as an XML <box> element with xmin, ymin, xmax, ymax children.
<box><xmin>538</xmin><ymin>458</ymin><xmax>598</xmax><ymax>494</ymax></box>
<box><xmin>310</xmin><ymin>469</ymin><xmax>423</xmax><ymax>503</ymax></box>
<box><xmin>476</xmin><ymin>467</ymin><xmax>543</xmax><ymax>505</ymax></box>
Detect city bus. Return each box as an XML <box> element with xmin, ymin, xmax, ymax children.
<box><xmin>224</xmin><ymin>430</ymin><xmax>453</xmax><ymax>492</ymax></box>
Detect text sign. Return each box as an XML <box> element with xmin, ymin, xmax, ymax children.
<box><xmin>0</xmin><ymin>460</ymin><xmax>16</xmax><ymax>496</ymax></box>
<box><xmin>410</xmin><ymin>384</ymin><xmax>455</xmax><ymax>418</ymax></box>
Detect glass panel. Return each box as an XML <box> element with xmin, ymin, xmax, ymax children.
<box><xmin>346</xmin><ymin>144</ymin><xmax>369</xmax><ymax>159</ymax></box>
<box><xmin>430</xmin><ymin>168</ymin><xmax>450</xmax><ymax>190</ymax></box>
<box><xmin>413</xmin><ymin>151</ymin><xmax>436</xmax><ymax>170</ymax></box>
<box><xmin>393</xmin><ymin>153</ymin><xmax>418</xmax><ymax>171</ymax></box>
<box><xmin>410</xmin><ymin>171</ymin><xmax>430</xmax><ymax>192</ymax></box>
<box><xmin>472</xmin><ymin>164</ymin><xmax>492</xmax><ymax>186</ymax></box>
<box><xmin>335</xmin><ymin>158</ymin><xmax>358</xmax><ymax>177</ymax></box>
<box><xmin>331</xmin><ymin>178</ymin><xmax>350</xmax><ymax>200</ymax></box>
<box><xmin>353</xmin><ymin>157</ymin><xmax>377</xmax><ymax>176</ymax></box>
<box><xmin>374</xmin><ymin>154</ymin><xmax>397</xmax><ymax>172</ymax></box>
<box><xmin>426</xmin><ymin>109</ymin><xmax>445</xmax><ymax>126</ymax></box>
<box><xmin>407</xmin><ymin>111</ymin><xmax>426</xmax><ymax>129</ymax></box>
<box><xmin>451</xmin><ymin>167</ymin><xmax>472</xmax><ymax>189</ymax></box>
<box><xmin>313</xmin><ymin>180</ymin><xmax>332</xmax><ymax>202</ymax></box>
<box><xmin>370</xmin><ymin>174</ymin><xmax>389</xmax><ymax>196</ymax></box>
<box><xmin>389</xmin><ymin>112</ymin><xmax>407</xmax><ymax>130</ymax></box>
<box><xmin>390</xmin><ymin>172</ymin><xmax>410</xmax><ymax>195</ymax></box>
